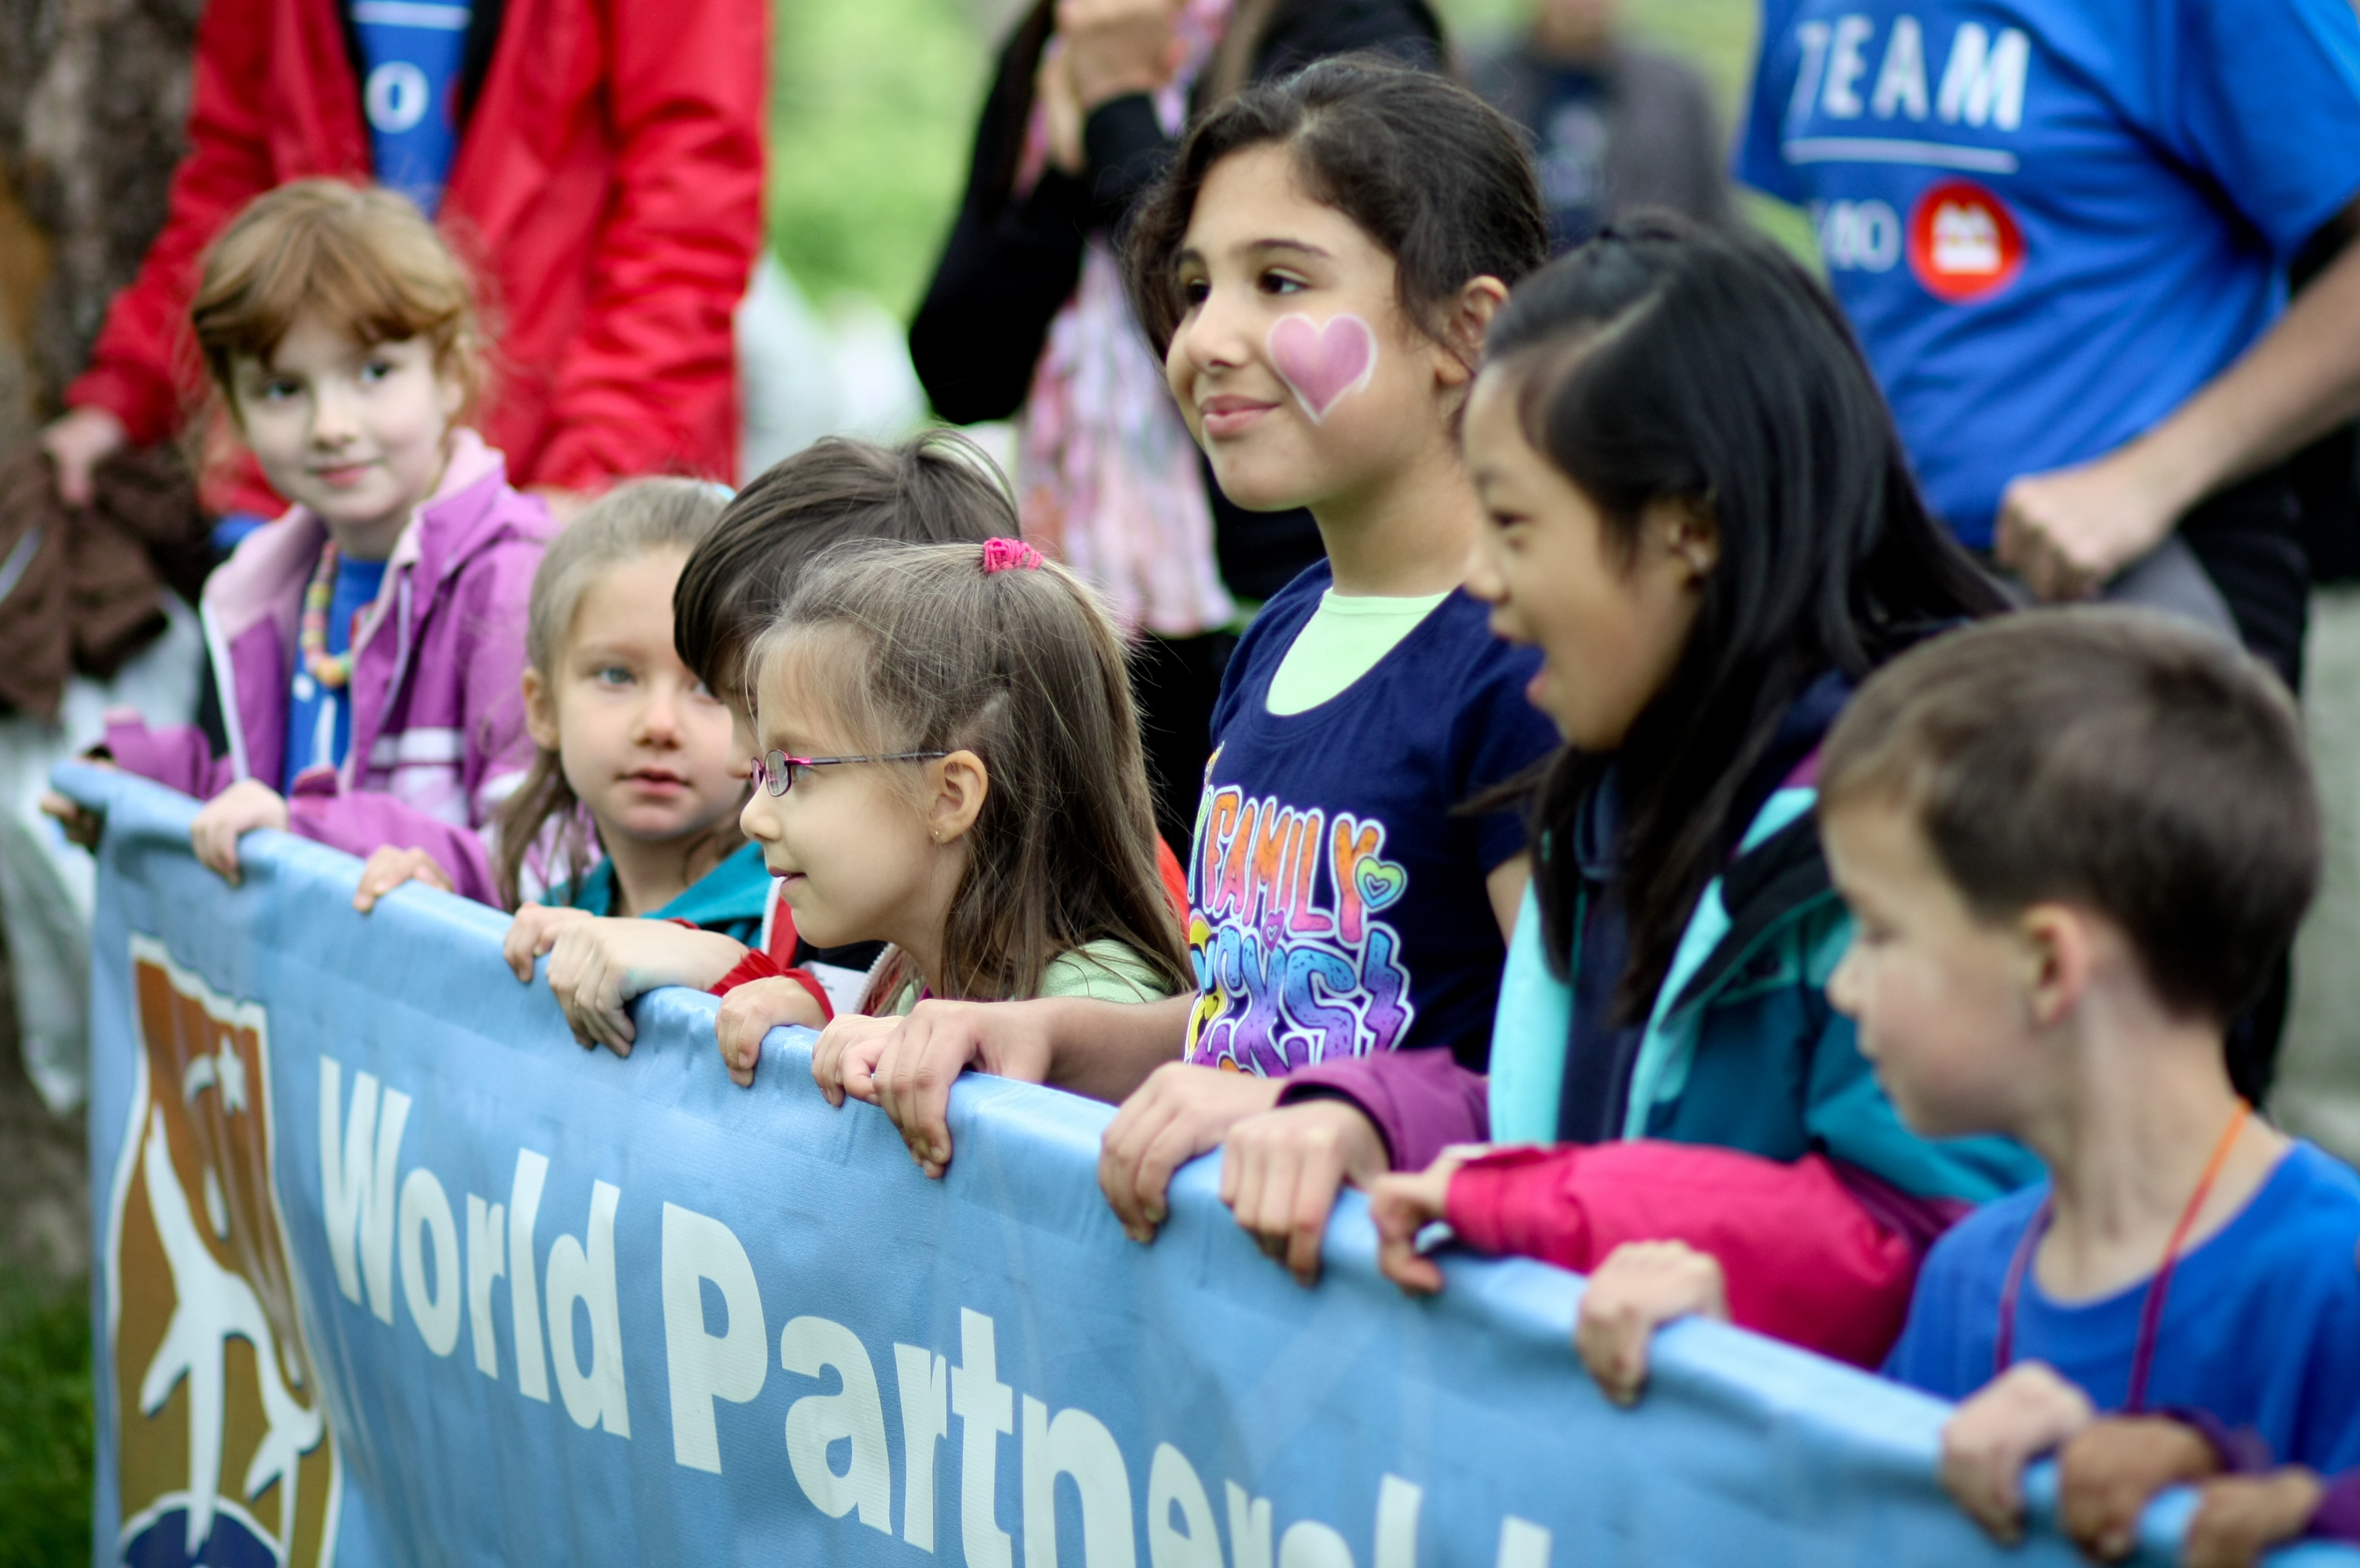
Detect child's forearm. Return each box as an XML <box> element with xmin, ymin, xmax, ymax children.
<box><xmin>1045</xmin><ymin>993</ymin><xmax>1194</xmax><ymax>1103</ymax></box>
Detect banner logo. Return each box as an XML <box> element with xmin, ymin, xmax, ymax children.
<box><xmin>108</xmin><ymin>935</ymin><xmax>339</xmax><ymax>1566</ymax></box>
<box><xmin>1908</xmin><ymin>178</ymin><xmax>2025</xmax><ymax>302</ymax></box>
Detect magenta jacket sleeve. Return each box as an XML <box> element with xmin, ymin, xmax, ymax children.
<box><xmin>1445</xmin><ymin>1142</ymin><xmax>1921</xmax><ymax>1370</ymax></box>
<box><xmin>103</xmin><ymin>714</ymin><xmax>237</xmax><ymax>802</ymax></box>
<box><xmin>284</xmin><ymin>777</ymin><xmax>500</xmax><ymax>907</ymax></box>
<box><xmin>1276</xmin><ymin>1049</ymin><xmax>1491</xmax><ymax>1172</ymax></box>
<box><xmin>2314</xmin><ymin>1471</ymin><xmax>2360</xmax><ymax>1543</ymax></box>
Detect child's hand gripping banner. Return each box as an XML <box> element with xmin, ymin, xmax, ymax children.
<box><xmin>60</xmin><ymin>762</ymin><xmax>2356</xmax><ymax>1567</ymax></box>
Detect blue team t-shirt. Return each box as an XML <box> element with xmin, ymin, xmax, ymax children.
<box><xmin>1183</xmin><ymin>563</ymin><xmax>1558</xmax><ymax>1076</ymax></box>
<box><xmin>283</xmin><ymin>554</ymin><xmax>388</xmax><ymax>790</ymax></box>
<box><xmin>1739</xmin><ymin>1</ymin><xmax>2360</xmax><ymax>549</ymax></box>
<box><xmin>1884</xmin><ymin>1141</ymin><xmax>2360</xmax><ymax>1472</ymax></box>
<box><xmin>352</xmin><ymin>0</ymin><xmax>473</xmax><ymax>215</ymax></box>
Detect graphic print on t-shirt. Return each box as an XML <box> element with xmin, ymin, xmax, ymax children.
<box><xmin>1186</xmin><ymin>751</ymin><xmax>1416</xmax><ymax>1075</ymax></box>
<box><xmin>1741</xmin><ymin>0</ymin><xmax>2360</xmax><ymax>546</ymax></box>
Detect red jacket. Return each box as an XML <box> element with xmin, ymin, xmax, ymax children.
<box><xmin>67</xmin><ymin>0</ymin><xmax>765</xmax><ymax>512</ymax></box>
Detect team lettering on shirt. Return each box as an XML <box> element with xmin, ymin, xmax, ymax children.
<box><xmin>1185</xmin><ymin>753</ymin><xmax>1417</xmax><ymax>1076</ymax></box>
<box><xmin>1780</xmin><ymin>14</ymin><xmax>2033</xmax><ymax>301</ymax></box>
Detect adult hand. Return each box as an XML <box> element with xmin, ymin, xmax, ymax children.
<box><xmin>1054</xmin><ymin>0</ymin><xmax>1183</xmax><ymax>113</ymax></box>
<box><xmin>39</xmin><ymin>406</ymin><xmax>128</xmax><ymax>508</ymax></box>
<box><xmin>1940</xmin><ymin>1362</ymin><xmax>2097</xmax><ymax>1545</ymax></box>
<box><xmin>542</xmin><ymin>918</ymin><xmax>746</xmax><ymax>1056</ymax></box>
<box><xmin>503</xmin><ymin>902</ymin><xmax>595</xmax><ymax>981</ymax></box>
<box><xmin>717</xmin><ymin>973</ymin><xmax>831</xmax><ymax>1087</ymax></box>
<box><xmin>1995</xmin><ymin>448</ymin><xmax>2181</xmax><ymax>601</ymax></box>
<box><xmin>189</xmin><ymin>779</ymin><xmax>290</xmax><ymax>886</ymax></box>
<box><xmin>353</xmin><ymin>846</ymin><xmax>456</xmax><ymax>912</ymax></box>
<box><xmin>1367</xmin><ymin>1145</ymin><xmax>1486</xmax><ymax>1296</ymax></box>
<box><xmin>1572</xmin><ymin>1240</ymin><xmax>1730</xmax><ymax>1408</ymax></box>
<box><xmin>1097</xmin><ymin>1062</ymin><xmax>1281</xmax><ymax>1241</ymax></box>
<box><xmin>2056</xmin><ymin>1416</ymin><xmax>2221</xmax><ymax>1561</ymax></box>
<box><xmin>2183</xmin><ymin>1471</ymin><xmax>2328</xmax><ymax>1568</ymax></box>
<box><xmin>1220</xmin><ymin>1098</ymin><xmax>1390</xmax><ymax>1285</ymax></box>
<box><xmin>865</xmin><ymin>998</ymin><xmax>1061</xmax><ymax>1178</ymax></box>
<box><xmin>1036</xmin><ymin>45</ymin><xmax>1085</xmax><ymax>176</ymax></box>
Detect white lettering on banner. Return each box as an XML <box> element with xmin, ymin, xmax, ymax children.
<box><xmin>397</xmin><ymin>1167</ymin><xmax>460</xmax><ymax>1356</ymax></box>
<box><xmin>1227</xmin><ymin>1482</ymin><xmax>1276</xmax><ymax>1568</ymax></box>
<box><xmin>1279</xmin><ymin>1520</ymin><xmax>1356</xmax><ymax>1568</ymax></box>
<box><xmin>465</xmin><ymin>1193</ymin><xmax>505</xmax><ymax>1377</ymax></box>
<box><xmin>1146</xmin><ymin>1445</ymin><xmax>1223</xmax><ymax>1568</ymax></box>
<box><xmin>546</xmin><ymin>1180</ymin><xmax>629</xmax><ymax>1437</ymax></box>
<box><xmin>661</xmin><ymin>1202</ymin><xmax>768</xmax><ymax>1475</ymax></box>
<box><xmin>1495</xmin><ymin>1517</ymin><xmax>1552</xmax><ymax>1568</ymax></box>
<box><xmin>1937</xmin><ymin>24</ymin><xmax>2028</xmax><ymax>131</ymax></box>
<box><xmin>509</xmin><ymin>1149</ymin><xmax>552</xmax><ymax>1401</ymax></box>
<box><xmin>1023</xmin><ymin>1396</ymin><xmax>1137</xmax><ymax>1568</ymax></box>
<box><xmin>894</xmin><ymin>1344</ymin><xmax>952</xmax><ymax>1550</ymax></box>
<box><xmin>1820</xmin><ymin>15</ymin><xmax>1874</xmax><ymax>118</ymax></box>
<box><xmin>1813</xmin><ymin>200</ymin><xmax>1902</xmax><ymax>272</ymax></box>
<box><xmin>1373</xmin><ymin>1475</ymin><xmax>1422</xmax><ymax>1568</ymax></box>
<box><xmin>319</xmin><ymin>1057</ymin><xmax>410</xmax><ymax>1322</ymax></box>
<box><xmin>779</xmin><ymin>1316</ymin><xmax>892</xmax><ymax>1530</ymax></box>
<box><xmin>1871</xmin><ymin>17</ymin><xmax>1929</xmax><ymax>120</ymax></box>
<box><xmin>955</xmin><ymin>1308</ymin><xmax>1018</xmax><ymax>1568</ymax></box>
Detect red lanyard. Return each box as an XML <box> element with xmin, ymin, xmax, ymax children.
<box><xmin>1993</xmin><ymin>1100</ymin><xmax>2252</xmax><ymax>1413</ymax></box>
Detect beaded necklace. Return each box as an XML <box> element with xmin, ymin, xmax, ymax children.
<box><xmin>299</xmin><ymin>542</ymin><xmax>359</xmax><ymax>690</ymax></box>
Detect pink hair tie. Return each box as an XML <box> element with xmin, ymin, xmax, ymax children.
<box><xmin>982</xmin><ymin>537</ymin><xmax>1044</xmax><ymax>573</ymax></box>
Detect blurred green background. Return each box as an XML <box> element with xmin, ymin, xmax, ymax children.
<box><xmin>767</xmin><ymin>0</ymin><xmax>1789</xmax><ymax>321</ymax></box>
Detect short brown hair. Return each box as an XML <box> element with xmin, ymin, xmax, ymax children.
<box><xmin>753</xmin><ymin>540</ymin><xmax>1189</xmax><ymax>1004</ymax></box>
<box><xmin>673</xmin><ymin>431</ymin><xmax>1018</xmax><ymax>693</ymax></box>
<box><xmin>1819</xmin><ymin>608</ymin><xmax>2320</xmax><ymax>1024</ymax></box>
<box><xmin>191</xmin><ymin>179</ymin><xmax>483</xmax><ymax>416</ymax></box>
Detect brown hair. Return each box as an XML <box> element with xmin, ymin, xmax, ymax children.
<box><xmin>1818</xmin><ymin>607</ymin><xmax>2321</xmax><ymax>1025</ymax></box>
<box><xmin>191</xmin><ymin>179</ymin><xmax>485</xmax><ymax>417</ymax></box>
<box><xmin>494</xmin><ymin>479</ymin><xmax>732</xmax><ymax>909</ymax></box>
<box><xmin>673</xmin><ymin>431</ymin><xmax>1019</xmax><ymax>696</ymax></box>
<box><xmin>752</xmin><ymin>539</ymin><xmax>1190</xmax><ymax>1002</ymax></box>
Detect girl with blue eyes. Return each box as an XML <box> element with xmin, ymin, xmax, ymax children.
<box><xmin>491</xmin><ymin>480</ymin><xmax>825</xmax><ymax>1056</ymax></box>
<box><xmin>81</xmin><ymin>181</ymin><xmax>557</xmax><ymax>921</ymax></box>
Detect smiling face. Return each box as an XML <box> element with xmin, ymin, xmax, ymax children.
<box><xmin>1461</xmin><ymin>367</ymin><xmax>1713</xmax><ymax>751</ymax></box>
<box><xmin>737</xmin><ymin>634</ymin><xmax>973</xmax><ymax>957</ymax></box>
<box><xmin>525</xmin><ymin>549</ymin><xmax>744</xmax><ymax>853</ymax></box>
<box><xmin>1822</xmin><ymin>795</ymin><xmax>2046</xmax><ymax>1139</ymax></box>
<box><xmin>1164</xmin><ymin>143</ymin><xmax>1468</xmax><ymax>517</ymax></box>
<box><xmin>228</xmin><ymin>309</ymin><xmax>463</xmax><ymax>560</ymax></box>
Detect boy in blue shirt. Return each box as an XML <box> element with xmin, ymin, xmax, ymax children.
<box><xmin>1567</xmin><ymin>609</ymin><xmax>2360</xmax><ymax>1555</ymax></box>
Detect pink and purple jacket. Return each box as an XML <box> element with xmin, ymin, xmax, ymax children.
<box><xmin>105</xmin><ymin>432</ymin><xmax>552</xmax><ymax>906</ymax></box>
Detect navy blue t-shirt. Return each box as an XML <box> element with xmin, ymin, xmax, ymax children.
<box><xmin>353</xmin><ymin>0</ymin><xmax>474</xmax><ymax>215</ymax></box>
<box><xmin>1884</xmin><ymin>1142</ymin><xmax>2360</xmax><ymax>1472</ymax></box>
<box><xmin>283</xmin><ymin>554</ymin><xmax>388</xmax><ymax>790</ymax></box>
<box><xmin>1740</xmin><ymin>0</ymin><xmax>2360</xmax><ymax>548</ymax></box>
<box><xmin>1183</xmin><ymin>563</ymin><xmax>1557</xmax><ymax>1076</ymax></box>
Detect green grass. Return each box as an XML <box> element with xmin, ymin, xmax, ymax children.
<box><xmin>0</xmin><ymin>1279</ymin><xmax>93</xmax><ymax>1568</ymax></box>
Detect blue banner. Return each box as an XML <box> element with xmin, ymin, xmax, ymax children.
<box><xmin>63</xmin><ymin>763</ymin><xmax>2355</xmax><ymax>1567</ymax></box>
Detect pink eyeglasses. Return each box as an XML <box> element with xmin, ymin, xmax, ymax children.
<box><xmin>749</xmin><ymin>748</ymin><xmax>951</xmax><ymax>797</ymax></box>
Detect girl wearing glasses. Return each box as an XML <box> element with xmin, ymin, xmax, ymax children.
<box><xmin>721</xmin><ymin>537</ymin><xmax>1192</xmax><ymax>1091</ymax></box>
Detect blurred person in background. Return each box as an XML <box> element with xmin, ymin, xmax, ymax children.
<box><xmin>1463</xmin><ymin>0</ymin><xmax>1730</xmax><ymax>253</ymax></box>
<box><xmin>909</xmin><ymin>0</ymin><xmax>1443</xmax><ymax>852</ymax></box>
<box><xmin>36</xmin><ymin>0</ymin><xmax>767</xmax><ymax>528</ymax></box>
<box><xmin>1741</xmin><ymin>0</ymin><xmax>2360</xmax><ymax>1101</ymax></box>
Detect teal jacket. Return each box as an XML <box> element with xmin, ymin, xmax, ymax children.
<box><xmin>1488</xmin><ymin>782</ymin><xmax>2038</xmax><ymax>1204</ymax></box>
<box><xmin>559</xmin><ymin>840</ymin><xmax>774</xmax><ymax>946</ymax></box>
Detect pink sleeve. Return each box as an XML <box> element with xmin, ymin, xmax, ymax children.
<box><xmin>1446</xmin><ymin>1142</ymin><xmax>1922</xmax><ymax>1368</ymax></box>
<box><xmin>286</xmin><ymin>781</ymin><xmax>500</xmax><ymax>908</ymax></box>
<box><xmin>103</xmin><ymin>714</ymin><xmax>235</xmax><ymax>801</ymax></box>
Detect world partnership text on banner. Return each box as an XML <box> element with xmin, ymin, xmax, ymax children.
<box><xmin>59</xmin><ymin>763</ymin><xmax>2360</xmax><ymax>1567</ymax></box>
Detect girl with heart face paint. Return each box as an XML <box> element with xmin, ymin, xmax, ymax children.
<box><xmin>807</xmin><ymin>63</ymin><xmax>1564</xmax><ymax>1279</ymax></box>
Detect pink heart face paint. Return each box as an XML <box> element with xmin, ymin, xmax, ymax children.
<box><xmin>1268</xmin><ymin>313</ymin><xmax>1377</xmax><ymax>423</ymax></box>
